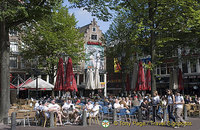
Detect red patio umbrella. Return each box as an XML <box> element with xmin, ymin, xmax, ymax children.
<box><xmin>135</xmin><ymin>61</ymin><xmax>146</xmax><ymax>91</ymax></box>
<box><xmin>65</xmin><ymin>57</ymin><xmax>78</xmax><ymax>92</ymax></box>
<box><xmin>145</xmin><ymin>62</ymin><xmax>151</xmax><ymax>91</ymax></box>
<box><xmin>54</xmin><ymin>58</ymin><xmax>64</xmax><ymax>91</ymax></box>
<box><xmin>178</xmin><ymin>68</ymin><xmax>184</xmax><ymax>91</ymax></box>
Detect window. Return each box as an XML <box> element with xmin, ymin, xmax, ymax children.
<box><xmin>182</xmin><ymin>60</ymin><xmax>188</xmax><ymax>73</ymax></box>
<box><xmin>93</xmin><ymin>27</ymin><xmax>96</xmax><ymax>32</ymax></box>
<box><xmin>167</xmin><ymin>63</ymin><xmax>174</xmax><ymax>74</ymax></box>
<box><xmin>21</xmin><ymin>58</ymin><xmax>25</xmax><ymax>69</ymax></box>
<box><xmin>10</xmin><ymin>57</ymin><xmax>17</xmax><ymax>68</ymax></box>
<box><xmin>191</xmin><ymin>62</ymin><xmax>196</xmax><ymax>73</ymax></box>
<box><xmin>91</xmin><ymin>35</ymin><xmax>97</xmax><ymax>40</ymax></box>
<box><xmin>157</xmin><ymin>67</ymin><xmax>160</xmax><ymax>75</ymax></box>
<box><xmin>161</xmin><ymin>64</ymin><xmax>167</xmax><ymax>74</ymax></box>
<box><xmin>10</xmin><ymin>41</ymin><xmax>18</xmax><ymax>52</ymax></box>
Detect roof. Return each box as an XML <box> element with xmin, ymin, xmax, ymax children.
<box><xmin>79</xmin><ymin>24</ymin><xmax>90</xmax><ymax>33</ymax></box>
<box><xmin>21</xmin><ymin>78</ymin><xmax>54</xmax><ymax>90</ymax></box>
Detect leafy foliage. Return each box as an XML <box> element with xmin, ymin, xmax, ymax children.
<box><xmin>20</xmin><ymin>6</ymin><xmax>85</xmax><ymax>79</ymax></box>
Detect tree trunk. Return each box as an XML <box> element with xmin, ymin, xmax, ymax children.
<box><xmin>0</xmin><ymin>21</ymin><xmax>10</xmax><ymax>123</ymax></box>
<box><xmin>148</xmin><ymin>0</ymin><xmax>157</xmax><ymax>96</ymax></box>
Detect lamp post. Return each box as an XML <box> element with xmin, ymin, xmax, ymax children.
<box><xmin>32</xmin><ymin>56</ymin><xmax>40</xmax><ymax>99</ymax></box>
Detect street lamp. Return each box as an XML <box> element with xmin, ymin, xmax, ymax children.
<box><xmin>32</xmin><ymin>56</ymin><xmax>40</xmax><ymax>99</ymax></box>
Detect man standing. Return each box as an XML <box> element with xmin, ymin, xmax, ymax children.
<box><xmin>175</xmin><ymin>91</ymin><xmax>186</xmax><ymax>128</ymax></box>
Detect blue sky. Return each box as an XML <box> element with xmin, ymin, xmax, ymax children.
<box><xmin>63</xmin><ymin>1</ymin><xmax>112</xmax><ymax>33</ymax></box>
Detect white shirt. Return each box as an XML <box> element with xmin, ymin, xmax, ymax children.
<box><xmin>167</xmin><ymin>95</ymin><xmax>174</xmax><ymax>105</ymax></box>
<box><xmin>86</xmin><ymin>104</ymin><xmax>94</xmax><ymax>110</ymax></box>
<box><xmin>62</xmin><ymin>103</ymin><xmax>75</xmax><ymax>110</ymax></box>
<box><xmin>34</xmin><ymin>102</ymin><xmax>39</xmax><ymax>109</ymax></box>
<box><xmin>43</xmin><ymin>106</ymin><xmax>49</xmax><ymax>112</ymax></box>
<box><xmin>114</xmin><ymin>103</ymin><xmax>121</xmax><ymax>109</ymax></box>
<box><xmin>90</xmin><ymin>105</ymin><xmax>100</xmax><ymax>117</ymax></box>
<box><xmin>152</xmin><ymin>96</ymin><xmax>160</xmax><ymax>105</ymax></box>
<box><xmin>48</xmin><ymin>103</ymin><xmax>60</xmax><ymax>110</ymax></box>
<box><xmin>175</xmin><ymin>95</ymin><xmax>184</xmax><ymax>109</ymax></box>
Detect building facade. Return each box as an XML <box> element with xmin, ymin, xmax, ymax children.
<box><xmin>74</xmin><ymin>18</ymin><xmax>106</xmax><ymax>96</ymax></box>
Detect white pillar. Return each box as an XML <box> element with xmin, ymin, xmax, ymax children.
<box><xmin>104</xmin><ymin>73</ymin><xmax>107</xmax><ymax>97</ymax></box>
<box><xmin>38</xmin><ymin>75</ymin><xmax>41</xmax><ymax>78</ymax></box>
<box><xmin>77</xmin><ymin>74</ymin><xmax>80</xmax><ymax>85</ymax></box>
<box><xmin>178</xmin><ymin>48</ymin><xmax>182</xmax><ymax>70</ymax></box>
<box><xmin>196</xmin><ymin>58</ymin><xmax>200</xmax><ymax>73</ymax></box>
<box><xmin>188</xmin><ymin>60</ymin><xmax>191</xmax><ymax>73</ymax></box>
<box><xmin>46</xmin><ymin>75</ymin><xmax>49</xmax><ymax>83</ymax></box>
<box><xmin>54</xmin><ymin>72</ymin><xmax>57</xmax><ymax>85</ymax></box>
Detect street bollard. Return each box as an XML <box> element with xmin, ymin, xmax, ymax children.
<box><xmin>113</xmin><ymin>109</ymin><xmax>117</xmax><ymax>122</ymax></box>
<box><xmin>50</xmin><ymin>112</ymin><xmax>54</xmax><ymax>128</ymax></box>
<box><xmin>137</xmin><ymin>108</ymin><xmax>143</xmax><ymax>122</ymax></box>
<box><xmin>184</xmin><ymin>104</ymin><xmax>188</xmax><ymax>120</ymax></box>
<box><xmin>11</xmin><ymin>112</ymin><xmax>16</xmax><ymax>130</ymax></box>
<box><xmin>82</xmin><ymin>110</ymin><xmax>87</xmax><ymax>126</ymax></box>
<box><xmin>163</xmin><ymin>107</ymin><xmax>167</xmax><ymax>122</ymax></box>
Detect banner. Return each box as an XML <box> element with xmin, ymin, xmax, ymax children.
<box><xmin>114</xmin><ymin>58</ymin><xmax>121</xmax><ymax>73</ymax></box>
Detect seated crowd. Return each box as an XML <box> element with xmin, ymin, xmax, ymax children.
<box><xmin>19</xmin><ymin>90</ymin><xmax>200</xmax><ymax>127</ymax></box>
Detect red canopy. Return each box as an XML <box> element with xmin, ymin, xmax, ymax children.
<box><xmin>135</xmin><ymin>61</ymin><xmax>146</xmax><ymax>91</ymax></box>
<box><xmin>65</xmin><ymin>57</ymin><xmax>78</xmax><ymax>92</ymax></box>
<box><xmin>10</xmin><ymin>83</ymin><xmax>16</xmax><ymax>89</ymax></box>
<box><xmin>54</xmin><ymin>58</ymin><xmax>64</xmax><ymax>91</ymax></box>
<box><xmin>18</xmin><ymin>78</ymin><xmax>33</xmax><ymax>88</ymax></box>
<box><xmin>145</xmin><ymin>62</ymin><xmax>151</xmax><ymax>91</ymax></box>
<box><xmin>178</xmin><ymin>69</ymin><xmax>184</xmax><ymax>91</ymax></box>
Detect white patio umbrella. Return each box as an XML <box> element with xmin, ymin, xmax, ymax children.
<box><xmin>169</xmin><ymin>69</ymin><xmax>178</xmax><ymax>90</ymax></box>
<box><xmin>173</xmin><ymin>69</ymin><xmax>178</xmax><ymax>90</ymax></box>
<box><xmin>86</xmin><ymin>69</ymin><xmax>95</xmax><ymax>90</ymax></box>
<box><xmin>94</xmin><ymin>68</ymin><xmax>101</xmax><ymax>89</ymax></box>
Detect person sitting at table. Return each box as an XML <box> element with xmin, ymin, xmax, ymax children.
<box><xmin>62</xmin><ymin>100</ymin><xmax>75</xmax><ymax>112</ymax></box>
<box><xmin>197</xmin><ymin>97</ymin><xmax>200</xmax><ymax>104</ymax></box>
<box><xmin>85</xmin><ymin>101</ymin><xmax>94</xmax><ymax>117</ymax></box>
<box><xmin>120</xmin><ymin>97</ymin><xmax>129</xmax><ymax>109</ymax></box>
<box><xmin>34</xmin><ymin>101</ymin><xmax>39</xmax><ymax>110</ymax></box>
<box><xmin>62</xmin><ymin>100</ymin><xmax>77</xmax><ymax>122</ymax></box>
<box><xmin>43</xmin><ymin>102</ymin><xmax>50</xmax><ymax>118</ymax></box>
<box><xmin>48</xmin><ymin>100</ymin><xmax>65</xmax><ymax>125</ymax></box>
<box><xmin>89</xmin><ymin>102</ymin><xmax>100</xmax><ymax>118</ymax></box>
<box><xmin>114</xmin><ymin>99</ymin><xmax>122</xmax><ymax>109</ymax></box>
<box><xmin>86</xmin><ymin>101</ymin><xmax>94</xmax><ymax>111</ymax></box>
<box><xmin>141</xmin><ymin>98</ymin><xmax>150</xmax><ymax>120</ymax></box>
<box><xmin>76</xmin><ymin>99</ymin><xmax>81</xmax><ymax>105</ymax></box>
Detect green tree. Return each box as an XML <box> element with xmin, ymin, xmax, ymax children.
<box><xmin>73</xmin><ymin>0</ymin><xmax>200</xmax><ymax>95</ymax></box>
<box><xmin>0</xmin><ymin>0</ymin><xmax>62</xmax><ymax>123</ymax></box>
<box><xmin>20</xmin><ymin>6</ymin><xmax>85</xmax><ymax>84</ymax></box>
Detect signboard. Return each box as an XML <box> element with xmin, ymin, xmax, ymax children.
<box><xmin>114</xmin><ymin>58</ymin><xmax>121</xmax><ymax>73</ymax></box>
<box><xmin>85</xmin><ymin>44</ymin><xmax>104</xmax><ymax>70</ymax></box>
<box><xmin>100</xmin><ymin>82</ymin><xmax>105</xmax><ymax>88</ymax></box>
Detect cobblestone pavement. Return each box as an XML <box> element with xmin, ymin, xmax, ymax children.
<box><xmin>1</xmin><ymin>117</ymin><xmax>200</xmax><ymax>130</ymax></box>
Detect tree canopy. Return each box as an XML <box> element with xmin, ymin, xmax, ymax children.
<box><xmin>20</xmin><ymin>6</ymin><xmax>85</xmax><ymax>83</ymax></box>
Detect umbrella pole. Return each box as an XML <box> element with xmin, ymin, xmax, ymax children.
<box><xmin>51</xmin><ymin>90</ymin><xmax>54</xmax><ymax>98</ymax></box>
<box><xmin>59</xmin><ymin>91</ymin><xmax>61</xmax><ymax>97</ymax></box>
